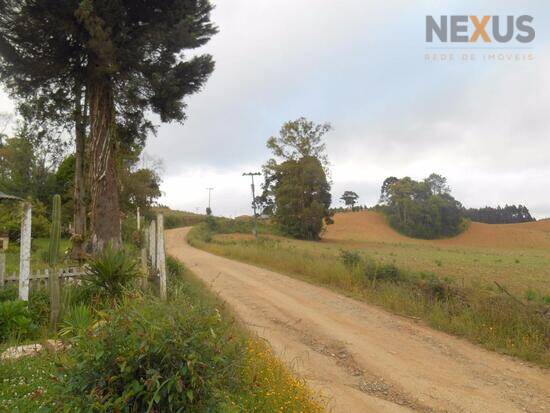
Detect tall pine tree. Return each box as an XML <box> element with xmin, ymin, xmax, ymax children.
<box><xmin>0</xmin><ymin>0</ymin><xmax>217</xmax><ymax>251</ymax></box>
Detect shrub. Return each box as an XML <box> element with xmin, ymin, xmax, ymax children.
<box><xmin>415</xmin><ymin>274</ymin><xmax>455</xmax><ymax>301</ymax></box>
<box><xmin>0</xmin><ymin>285</ymin><xmax>17</xmax><ymax>302</ymax></box>
<box><xmin>339</xmin><ymin>249</ymin><xmax>362</xmax><ymax>269</ymax></box>
<box><xmin>83</xmin><ymin>245</ymin><xmax>139</xmax><ymax>300</ymax></box>
<box><xmin>61</xmin><ymin>294</ymin><xmax>247</xmax><ymax>412</ymax></box>
<box><xmin>363</xmin><ymin>261</ymin><xmax>403</xmax><ymax>283</ymax></box>
<box><xmin>0</xmin><ymin>286</ymin><xmax>53</xmax><ymax>331</ymax></box>
<box><xmin>0</xmin><ymin>300</ymin><xmax>35</xmax><ymax>342</ymax></box>
<box><xmin>28</xmin><ymin>287</ymin><xmax>50</xmax><ymax>326</ymax></box>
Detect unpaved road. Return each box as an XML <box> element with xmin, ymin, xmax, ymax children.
<box><xmin>166</xmin><ymin>228</ymin><xmax>550</xmax><ymax>413</ymax></box>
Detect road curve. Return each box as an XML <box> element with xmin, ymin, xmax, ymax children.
<box><xmin>166</xmin><ymin>228</ymin><xmax>549</xmax><ymax>413</ymax></box>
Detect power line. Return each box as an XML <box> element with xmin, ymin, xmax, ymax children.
<box><xmin>242</xmin><ymin>172</ymin><xmax>261</xmax><ymax>239</ymax></box>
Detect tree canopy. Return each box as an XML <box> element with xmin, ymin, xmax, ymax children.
<box><xmin>262</xmin><ymin>118</ymin><xmax>333</xmax><ymax>240</ymax></box>
<box><xmin>464</xmin><ymin>205</ymin><xmax>535</xmax><ymax>224</ymax></box>
<box><xmin>340</xmin><ymin>191</ymin><xmax>359</xmax><ymax>208</ymax></box>
<box><xmin>0</xmin><ymin>0</ymin><xmax>217</xmax><ymax>251</ymax></box>
<box><xmin>378</xmin><ymin>173</ymin><xmax>465</xmax><ymax>239</ymax></box>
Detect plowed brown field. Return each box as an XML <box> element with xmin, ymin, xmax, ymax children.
<box><xmin>324</xmin><ymin>211</ymin><xmax>550</xmax><ymax>250</ymax></box>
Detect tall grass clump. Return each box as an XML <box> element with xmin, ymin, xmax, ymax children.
<box><xmin>188</xmin><ymin>224</ymin><xmax>550</xmax><ymax>367</ymax></box>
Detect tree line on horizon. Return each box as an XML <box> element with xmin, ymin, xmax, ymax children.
<box><xmin>463</xmin><ymin>205</ymin><xmax>535</xmax><ymax>224</ymax></box>
<box><xmin>332</xmin><ymin>176</ymin><xmax>536</xmax><ymax>239</ymax></box>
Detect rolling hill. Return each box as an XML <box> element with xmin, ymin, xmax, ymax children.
<box><xmin>324</xmin><ymin>211</ymin><xmax>550</xmax><ymax>250</ymax></box>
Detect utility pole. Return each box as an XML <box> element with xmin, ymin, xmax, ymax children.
<box><xmin>206</xmin><ymin>187</ymin><xmax>214</xmax><ymax>214</ymax></box>
<box><xmin>243</xmin><ymin>172</ymin><xmax>261</xmax><ymax>239</ymax></box>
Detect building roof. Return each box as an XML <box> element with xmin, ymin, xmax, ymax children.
<box><xmin>0</xmin><ymin>191</ymin><xmax>22</xmax><ymax>201</ymax></box>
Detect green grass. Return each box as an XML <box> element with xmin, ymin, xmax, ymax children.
<box><xmin>154</xmin><ymin>206</ymin><xmax>208</xmax><ymax>229</ymax></box>
<box><xmin>0</xmin><ymin>254</ymin><xmax>324</xmax><ymax>412</ymax></box>
<box><xmin>332</xmin><ymin>239</ymin><xmax>550</xmax><ymax>296</ymax></box>
<box><xmin>0</xmin><ymin>351</ymin><xmax>59</xmax><ymax>412</ymax></box>
<box><xmin>188</xmin><ymin>222</ymin><xmax>550</xmax><ymax>368</ymax></box>
<box><xmin>4</xmin><ymin>238</ymin><xmax>72</xmax><ymax>274</ymax></box>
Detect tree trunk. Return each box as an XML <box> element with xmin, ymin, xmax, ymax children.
<box><xmin>71</xmin><ymin>84</ymin><xmax>88</xmax><ymax>260</ymax></box>
<box><xmin>88</xmin><ymin>76</ymin><xmax>121</xmax><ymax>252</ymax></box>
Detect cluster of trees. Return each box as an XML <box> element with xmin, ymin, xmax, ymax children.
<box><xmin>464</xmin><ymin>205</ymin><xmax>535</xmax><ymax>224</ymax></box>
<box><xmin>258</xmin><ymin>118</ymin><xmax>333</xmax><ymax>240</ymax></box>
<box><xmin>331</xmin><ymin>205</ymin><xmax>370</xmax><ymax>213</ymax></box>
<box><xmin>379</xmin><ymin>174</ymin><xmax>466</xmax><ymax>239</ymax></box>
<box><xmin>0</xmin><ymin>1</ymin><xmax>217</xmax><ymax>254</ymax></box>
<box><xmin>340</xmin><ymin>191</ymin><xmax>359</xmax><ymax>208</ymax></box>
<box><xmin>0</xmin><ymin>116</ymin><xmax>163</xmax><ymax>240</ymax></box>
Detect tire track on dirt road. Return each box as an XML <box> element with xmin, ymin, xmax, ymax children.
<box><xmin>166</xmin><ymin>228</ymin><xmax>549</xmax><ymax>413</ymax></box>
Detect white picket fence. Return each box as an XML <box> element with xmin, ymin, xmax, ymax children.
<box><xmin>0</xmin><ymin>267</ymin><xmax>87</xmax><ymax>289</ymax></box>
<box><xmin>0</xmin><ymin>210</ymin><xmax>167</xmax><ymax>300</ymax></box>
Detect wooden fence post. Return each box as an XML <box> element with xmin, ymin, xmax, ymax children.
<box><xmin>156</xmin><ymin>214</ymin><xmax>166</xmax><ymax>300</ymax></box>
<box><xmin>0</xmin><ymin>252</ymin><xmax>5</xmax><ymax>287</ymax></box>
<box><xmin>149</xmin><ymin>220</ymin><xmax>156</xmax><ymax>269</ymax></box>
<box><xmin>140</xmin><ymin>228</ymin><xmax>148</xmax><ymax>289</ymax></box>
<box><xmin>19</xmin><ymin>202</ymin><xmax>31</xmax><ymax>301</ymax></box>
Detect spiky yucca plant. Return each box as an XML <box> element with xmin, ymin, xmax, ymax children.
<box><xmin>84</xmin><ymin>244</ymin><xmax>139</xmax><ymax>300</ymax></box>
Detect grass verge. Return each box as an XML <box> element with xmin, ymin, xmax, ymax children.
<box><xmin>0</xmin><ymin>254</ymin><xmax>324</xmax><ymax>412</ymax></box>
<box><xmin>188</xmin><ymin>222</ymin><xmax>550</xmax><ymax>368</ymax></box>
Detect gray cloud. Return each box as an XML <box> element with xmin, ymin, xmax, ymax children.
<box><xmin>146</xmin><ymin>0</ymin><xmax>550</xmax><ymax>217</ymax></box>
<box><xmin>1</xmin><ymin>1</ymin><xmax>548</xmax><ymax>218</ymax></box>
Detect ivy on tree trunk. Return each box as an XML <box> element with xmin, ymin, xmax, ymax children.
<box><xmin>88</xmin><ymin>76</ymin><xmax>121</xmax><ymax>252</ymax></box>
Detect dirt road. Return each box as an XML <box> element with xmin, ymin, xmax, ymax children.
<box><xmin>166</xmin><ymin>228</ymin><xmax>549</xmax><ymax>413</ymax></box>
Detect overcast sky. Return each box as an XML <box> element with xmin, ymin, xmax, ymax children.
<box><xmin>1</xmin><ymin>1</ymin><xmax>549</xmax><ymax>218</ymax></box>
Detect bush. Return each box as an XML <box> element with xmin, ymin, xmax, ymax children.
<box><xmin>339</xmin><ymin>249</ymin><xmax>362</xmax><ymax>269</ymax></box>
<box><xmin>0</xmin><ymin>285</ymin><xmax>17</xmax><ymax>302</ymax></box>
<box><xmin>0</xmin><ymin>286</ymin><xmax>53</xmax><ymax>332</ymax></box>
<box><xmin>61</xmin><ymin>294</ymin><xmax>247</xmax><ymax>411</ymax></box>
<box><xmin>28</xmin><ymin>287</ymin><xmax>50</xmax><ymax>326</ymax></box>
<box><xmin>0</xmin><ymin>300</ymin><xmax>35</xmax><ymax>342</ymax></box>
<box><xmin>83</xmin><ymin>245</ymin><xmax>139</xmax><ymax>300</ymax></box>
<box><xmin>360</xmin><ymin>259</ymin><xmax>403</xmax><ymax>284</ymax></box>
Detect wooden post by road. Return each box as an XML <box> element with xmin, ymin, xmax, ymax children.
<box><xmin>149</xmin><ymin>220</ymin><xmax>156</xmax><ymax>269</ymax></box>
<box><xmin>156</xmin><ymin>214</ymin><xmax>166</xmax><ymax>300</ymax></box>
<box><xmin>140</xmin><ymin>228</ymin><xmax>148</xmax><ymax>289</ymax></box>
<box><xmin>19</xmin><ymin>202</ymin><xmax>31</xmax><ymax>301</ymax></box>
<box><xmin>0</xmin><ymin>252</ymin><xmax>5</xmax><ymax>287</ymax></box>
